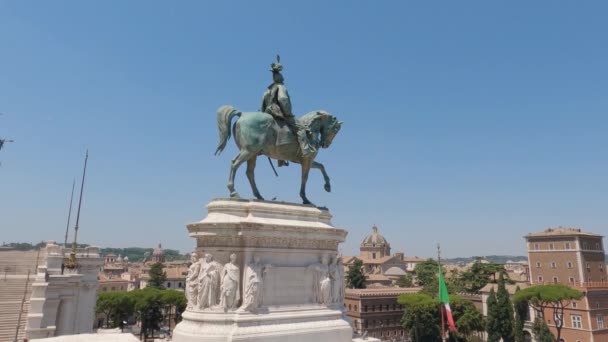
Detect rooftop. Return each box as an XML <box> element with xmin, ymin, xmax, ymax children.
<box><xmin>345</xmin><ymin>287</ymin><xmax>421</xmax><ymax>298</ymax></box>
<box><xmin>526</xmin><ymin>227</ymin><xmax>603</xmax><ymax>239</ymax></box>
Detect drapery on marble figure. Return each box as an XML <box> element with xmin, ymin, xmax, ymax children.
<box><xmin>219</xmin><ymin>253</ymin><xmax>240</xmax><ymax>311</ymax></box>
<box><xmin>309</xmin><ymin>255</ymin><xmax>331</xmax><ymax>305</ymax></box>
<box><xmin>197</xmin><ymin>253</ymin><xmax>222</xmax><ymax>310</ymax></box>
<box><xmin>214</xmin><ymin>56</ymin><xmax>343</xmax><ymax>205</ymax></box>
<box><xmin>238</xmin><ymin>255</ymin><xmax>271</xmax><ymax>312</ymax></box>
<box><xmin>185</xmin><ymin>252</ymin><xmax>201</xmax><ymax>309</ymax></box>
<box><xmin>329</xmin><ymin>257</ymin><xmax>345</xmax><ymax>304</ymax></box>
<box><xmin>333</xmin><ymin>257</ymin><xmax>345</xmax><ymax>304</ymax></box>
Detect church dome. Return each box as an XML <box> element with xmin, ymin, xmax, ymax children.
<box><xmin>361</xmin><ymin>225</ymin><xmax>388</xmax><ymax>245</ymax></box>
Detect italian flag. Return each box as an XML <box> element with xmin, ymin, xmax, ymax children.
<box><xmin>439</xmin><ymin>267</ymin><xmax>457</xmax><ymax>331</ymax></box>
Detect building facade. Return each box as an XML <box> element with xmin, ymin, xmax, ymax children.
<box><xmin>526</xmin><ymin>227</ymin><xmax>608</xmax><ymax>342</ymax></box>
<box><xmin>345</xmin><ymin>287</ymin><xmax>420</xmax><ymax>341</ymax></box>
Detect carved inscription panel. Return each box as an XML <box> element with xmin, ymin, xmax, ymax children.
<box><xmin>262</xmin><ymin>266</ymin><xmax>312</xmax><ymax>306</ymax></box>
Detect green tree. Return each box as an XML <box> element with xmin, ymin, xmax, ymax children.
<box><xmin>96</xmin><ymin>292</ymin><xmax>116</xmax><ymax>328</ymax></box>
<box><xmin>132</xmin><ymin>288</ymin><xmax>165</xmax><ymax>340</ymax></box>
<box><xmin>496</xmin><ymin>273</ymin><xmax>515</xmax><ymax>342</ymax></box>
<box><xmin>414</xmin><ymin>259</ymin><xmax>441</xmax><ymax>297</ymax></box>
<box><xmin>161</xmin><ymin>289</ymin><xmax>187</xmax><ymax>326</ymax></box>
<box><xmin>447</xmin><ymin>269</ymin><xmax>466</xmax><ymax>293</ymax></box>
<box><xmin>346</xmin><ymin>258</ymin><xmax>367</xmax><ymax>289</ymax></box>
<box><xmin>451</xmin><ymin>296</ymin><xmax>485</xmax><ymax>341</ymax></box>
<box><xmin>486</xmin><ymin>288</ymin><xmax>500</xmax><ymax>342</ymax></box>
<box><xmin>396</xmin><ymin>273</ymin><xmax>414</xmax><ymax>288</ymax></box>
<box><xmin>532</xmin><ymin>318</ymin><xmax>555</xmax><ymax>342</ymax></box>
<box><xmin>148</xmin><ymin>262</ymin><xmax>167</xmax><ymax>289</ymax></box>
<box><xmin>398</xmin><ymin>293</ymin><xmax>440</xmax><ymax>342</ymax></box>
<box><xmin>513</xmin><ymin>284</ymin><xmax>582</xmax><ymax>342</ymax></box>
<box><xmin>513</xmin><ymin>286</ymin><xmax>528</xmax><ymax>342</ymax></box>
<box><xmin>459</xmin><ymin>261</ymin><xmax>504</xmax><ymax>292</ymax></box>
<box><xmin>95</xmin><ymin>292</ymin><xmax>134</xmax><ymax>328</ymax></box>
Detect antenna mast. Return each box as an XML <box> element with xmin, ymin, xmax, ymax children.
<box><xmin>63</xmin><ymin>179</ymin><xmax>76</xmax><ymax>246</ymax></box>
<box><xmin>65</xmin><ymin>151</ymin><xmax>88</xmax><ymax>270</ymax></box>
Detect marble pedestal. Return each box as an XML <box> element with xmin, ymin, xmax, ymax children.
<box><xmin>172</xmin><ymin>199</ymin><xmax>352</xmax><ymax>342</ymax></box>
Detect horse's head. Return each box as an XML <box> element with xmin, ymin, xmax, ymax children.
<box><xmin>318</xmin><ymin>111</ymin><xmax>343</xmax><ymax>149</ymax></box>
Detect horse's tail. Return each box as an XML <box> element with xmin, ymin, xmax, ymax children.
<box><xmin>214</xmin><ymin>105</ymin><xmax>242</xmax><ymax>156</ymax></box>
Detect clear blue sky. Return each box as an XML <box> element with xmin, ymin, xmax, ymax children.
<box><xmin>1</xmin><ymin>1</ymin><xmax>607</xmax><ymax>258</ymax></box>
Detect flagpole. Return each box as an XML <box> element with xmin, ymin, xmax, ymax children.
<box><xmin>63</xmin><ymin>179</ymin><xmax>76</xmax><ymax>246</ymax></box>
<box><xmin>438</xmin><ymin>243</ymin><xmax>447</xmax><ymax>342</ymax></box>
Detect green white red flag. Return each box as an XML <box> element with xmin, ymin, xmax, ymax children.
<box><xmin>439</xmin><ymin>267</ymin><xmax>457</xmax><ymax>331</ymax></box>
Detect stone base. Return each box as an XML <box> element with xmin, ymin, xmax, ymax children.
<box><xmin>172</xmin><ymin>199</ymin><xmax>352</xmax><ymax>342</ymax></box>
<box><xmin>173</xmin><ymin>305</ymin><xmax>352</xmax><ymax>342</ymax></box>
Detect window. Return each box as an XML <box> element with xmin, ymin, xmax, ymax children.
<box><xmin>538</xmin><ymin>276</ymin><xmax>543</xmax><ymax>282</ymax></box>
<box><xmin>553</xmin><ymin>276</ymin><xmax>559</xmax><ymax>283</ymax></box>
<box><xmin>596</xmin><ymin>243</ymin><xmax>601</xmax><ymax>250</ymax></box>
<box><xmin>565</xmin><ymin>242</ymin><xmax>571</xmax><ymax>249</ymax></box>
<box><xmin>567</xmin><ymin>262</ymin><xmax>573</xmax><ymax>269</ymax></box>
<box><xmin>534</xmin><ymin>243</ymin><xmax>539</xmax><ymax>250</ymax></box>
<box><xmin>572</xmin><ymin>301</ymin><xmax>577</xmax><ymax>308</ymax></box>
<box><xmin>178</xmin><ymin>282</ymin><xmax>182</xmax><ymax>288</ymax></box>
<box><xmin>554</xmin><ymin>313</ymin><xmax>563</xmax><ymax>326</ymax></box>
<box><xmin>600</xmin><ymin>264</ymin><xmax>604</xmax><ymax>272</ymax></box>
<box><xmin>587</xmin><ymin>263</ymin><xmax>591</xmax><ymax>271</ymax></box>
<box><xmin>536</xmin><ymin>262</ymin><xmax>542</xmax><ymax>268</ymax></box>
<box><xmin>583</xmin><ymin>242</ymin><xmax>588</xmax><ymax>249</ymax></box>
<box><xmin>549</xmin><ymin>243</ymin><xmax>555</xmax><ymax>250</ymax></box>
<box><xmin>372</xmin><ymin>252</ymin><xmax>376</xmax><ymax>259</ymax></box>
<box><xmin>551</xmin><ymin>262</ymin><xmax>557</xmax><ymax>268</ymax></box>
<box><xmin>571</xmin><ymin>315</ymin><xmax>582</xmax><ymax>329</ymax></box>
<box><xmin>168</xmin><ymin>282</ymin><xmax>171</xmax><ymax>288</ymax></box>
<box><xmin>597</xmin><ymin>314</ymin><xmax>604</xmax><ymax>329</ymax></box>
<box><xmin>378</xmin><ymin>305</ymin><xmax>382</xmax><ymax>312</ymax></box>
<box><xmin>364</xmin><ymin>305</ymin><xmax>368</xmax><ymax>312</ymax></box>
<box><xmin>354</xmin><ymin>305</ymin><xmax>357</xmax><ymax>311</ymax></box>
<box><xmin>386</xmin><ymin>304</ymin><xmax>389</xmax><ymax>311</ymax></box>
<box><xmin>597</xmin><ymin>303</ymin><xmax>600</xmax><ymax>309</ymax></box>
<box><xmin>569</xmin><ymin>277</ymin><xmax>575</xmax><ymax>283</ymax></box>
<box><xmin>348</xmin><ymin>304</ymin><xmax>352</xmax><ymax>311</ymax></box>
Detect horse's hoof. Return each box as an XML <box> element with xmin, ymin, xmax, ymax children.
<box><xmin>324</xmin><ymin>184</ymin><xmax>331</xmax><ymax>193</ymax></box>
<box><xmin>302</xmin><ymin>199</ymin><xmax>315</xmax><ymax>206</ymax></box>
<box><xmin>230</xmin><ymin>192</ymin><xmax>240</xmax><ymax>199</ymax></box>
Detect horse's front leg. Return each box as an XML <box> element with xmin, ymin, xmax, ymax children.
<box><xmin>246</xmin><ymin>156</ymin><xmax>264</xmax><ymax>200</ymax></box>
<box><xmin>300</xmin><ymin>158</ymin><xmax>313</xmax><ymax>205</ymax></box>
<box><xmin>311</xmin><ymin>161</ymin><xmax>331</xmax><ymax>192</ymax></box>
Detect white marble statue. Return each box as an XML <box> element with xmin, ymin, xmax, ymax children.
<box><xmin>309</xmin><ymin>255</ymin><xmax>331</xmax><ymax>304</ymax></box>
<box><xmin>197</xmin><ymin>253</ymin><xmax>222</xmax><ymax>310</ymax></box>
<box><xmin>219</xmin><ymin>253</ymin><xmax>240</xmax><ymax>311</ymax></box>
<box><xmin>185</xmin><ymin>252</ymin><xmax>201</xmax><ymax>309</ymax></box>
<box><xmin>238</xmin><ymin>255</ymin><xmax>270</xmax><ymax>312</ymax></box>
<box><xmin>329</xmin><ymin>257</ymin><xmax>345</xmax><ymax>304</ymax></box>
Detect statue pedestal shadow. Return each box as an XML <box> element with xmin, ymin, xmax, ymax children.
<box><xmin>172</xmin><ymin>199</ymin><xmax>352</xmax><ymax>342</ymax></box>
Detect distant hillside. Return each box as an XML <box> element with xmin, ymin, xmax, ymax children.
<box><xmin>1</xmin><ymin>242</ymin><xmax>187</xmax><ymax>262</ymax></box>
<box><xmin>101</xmin><ymin>247</ymin><xmax>187</xmax><ymax>262</ymax></box>
<box><xmin>443</xmin><ymin>255</ymin><xmax>527</xmax><ymax>265</ymax></box>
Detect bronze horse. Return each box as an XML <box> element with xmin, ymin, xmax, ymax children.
<box><xmin>214</xmin><ymin>105</ymin><xmax>342</xmax><ymax>205</ymax></box>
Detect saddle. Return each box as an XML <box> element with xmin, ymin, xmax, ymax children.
<box><xmin>273</xmin><ymin>119</ymin><xmax>296</xmax><ymax>146</ymax></box>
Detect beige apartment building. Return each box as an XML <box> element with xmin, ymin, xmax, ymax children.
<box><xmin>526</xmin><ymin>227</ymin><xmax>608</xmax><ymax>342</ymax></box>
